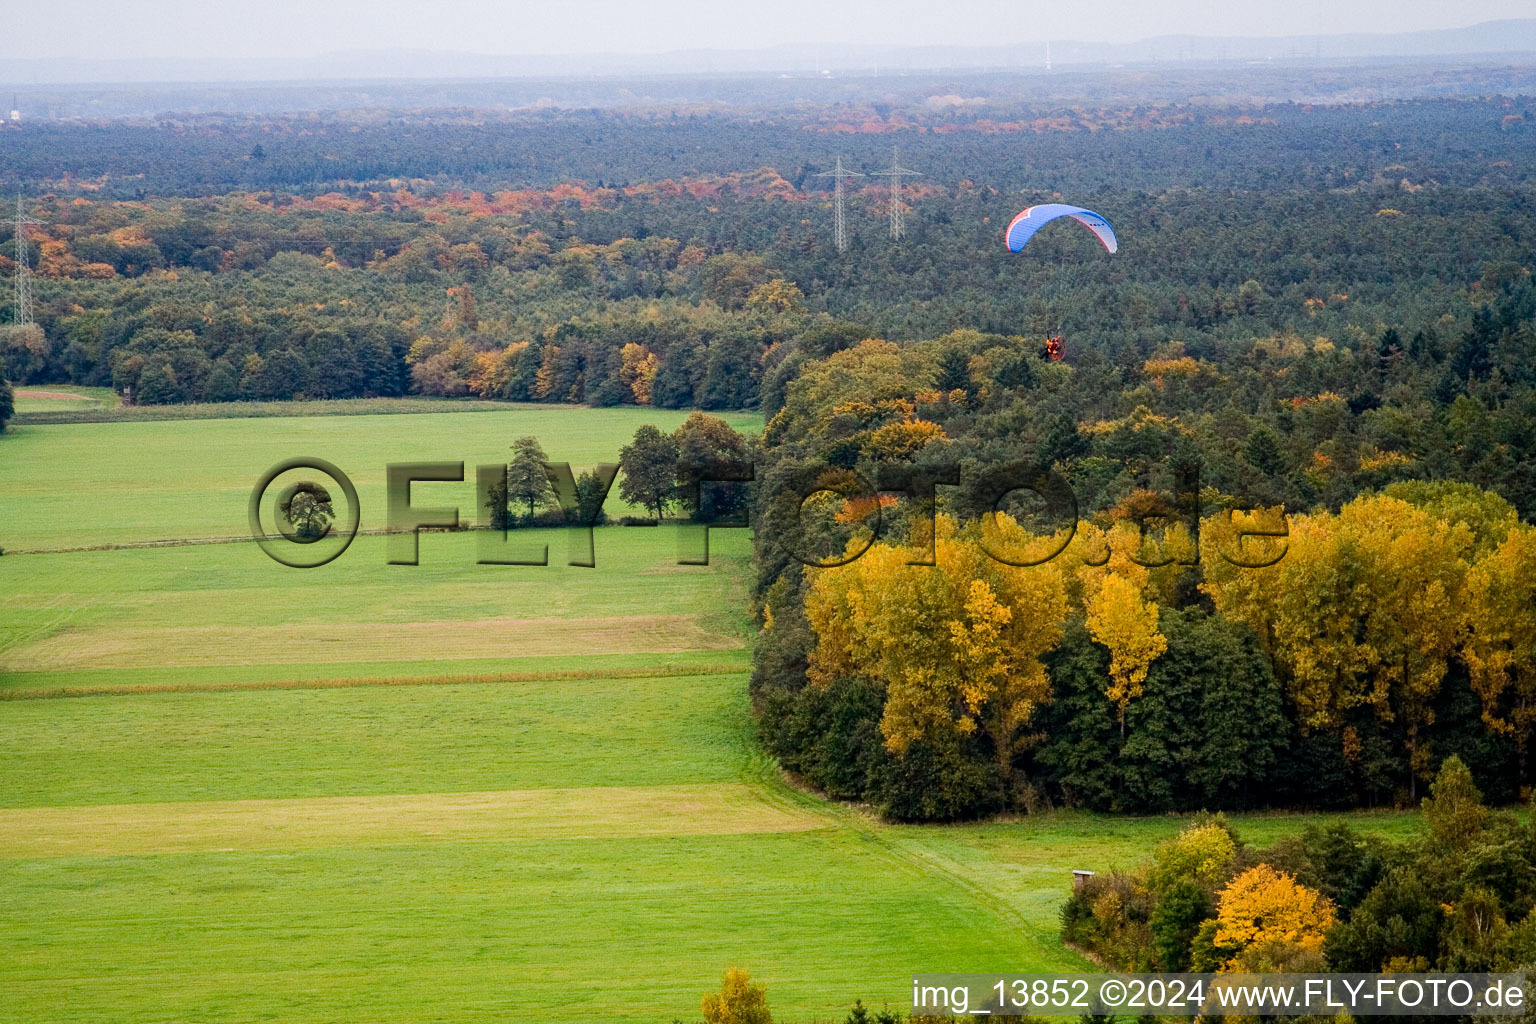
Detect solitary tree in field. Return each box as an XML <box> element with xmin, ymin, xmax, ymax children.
<box><xmin>506</xmin><ymin>436</ymin><xmax>553</xmax><ymax>518</ymax></box>
<box><xmin>618</xmin><ymin>424</ymin><xmax>679</xmax><ymax>520</ymax></box>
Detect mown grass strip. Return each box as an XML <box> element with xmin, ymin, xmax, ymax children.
<box><xmin>0</xmin><ymin>661</ymin><xmax>749</xmax><ymax>702</ymax></box>
<box><xmin>0</xmin><ymin>783</ymin><xmax>825</xmax><ymax>859</ymax></box>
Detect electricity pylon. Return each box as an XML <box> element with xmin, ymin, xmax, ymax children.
<box><xmin>813</xmin><ymin>156</ymin><xmax>863</xmax><ymax>254</ymax></box>
<box><xmin>872</xmin><ymin>147</ymin><xmax>921</xmax><ymax>240</ymax></box>
<box><xmin>12</xmin><ymin>193</ymin><xmax>38</xmax><ymax>327</ymax></box>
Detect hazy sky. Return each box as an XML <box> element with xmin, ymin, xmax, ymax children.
<box><xmin>4</xmin><ymin>0</ymin><xmax>1532</xmax><ymax>60</ymax></box>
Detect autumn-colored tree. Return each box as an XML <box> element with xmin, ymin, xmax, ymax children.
<box><xmin>1147</xmin><ymin>823</ymin><xmax>1237</xmax><ymax>969</ymax></box>
<box><xmin>1204</xmin><ymin>495</ymin><xmax>1473</xmax><ymax>793</ymax></box>
<box><xmin>533</xmin><ymin>343</ymin><xmax>562</xmax><ymax>400</ymax></box>
<box><xmin>806</xmin><ymin>514</ymin><xmax>1068</xmax><ymax>792</ymax></box>
<box><xmin>1065</xmin><ymin>522</ymin><xmax>1168</xmax><ymax>729</ymax></box>
<box><xmin>861</xmin><ymin>418</ymin><xmax>946</xmax><ymax>461</ymax></box>
<box><xmin>1384</xmin><ymin>480</ymin><xmax>1516</xmax><ymax>555</ymax></box>
<box><xmin>467</xmin><ymin>340</ymin><xmax>530</xmax><ymax>399</ymax></box>
<box><xmin>1340</xmin><ymin>496</ymin><xmax>1472</xmax><ymax>790</ymax></box>
<box><xmin>763</xmin><ymin>340</ymin><xmax>932</xmax><ymax>449</ymax></box>
<box><xmin>409</xmin><ymin>338</ymin><xmax>476</xmax><ymax>397</ymax></box>
<box><xmin>1462</xmin><ymin>525</ymin><xmax>1536</xmax><ymax>771</ymax></box>
<box><xmin>619</xmin><ymin>342</ymin><xmax>658</xmax><ymax>405</ymax></box>
<box><xmin>1086</xmin><ymin>573</ymin><xmax>1168</xmax><ymax>730</ymax></box>
<box><xmin>1203</xmin><ymin>510</ymin><xmax>1370</xmax><ymax>729</ymax></box>
<box><xmin>1214</xmin><ymin>864</ymin><xmax>1336</xmax><ymax>971</ymax></box>
<box><xmin>1149</xmin><ymin>822</ymin><xmax>1238</xmax><ymax>893</ymax></box>
<box><xmin>745</xmin><ymin>278</ymin><xmax>805</xmax><ymax>316</ymax></box>
<box><xmin>701</xmin><ymin>967</ymin><xmax>771</xmax><ymax>1024</ymax></box>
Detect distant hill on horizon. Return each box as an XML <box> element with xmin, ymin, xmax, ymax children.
<box><xmin>3</xmin><ymin>18</ymin><xmax>1536</xmax><ymax>86</ymax></box>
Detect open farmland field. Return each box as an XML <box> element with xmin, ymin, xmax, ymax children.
<box><xmin>0</xmin><ymin>404</ymin><xmax>761</xmax><ymax>550</ymax></box>
<box><xmin>0</xmin><ymin>405</ymin><xmax>1426</xmax><ymax>1022</ymax></box>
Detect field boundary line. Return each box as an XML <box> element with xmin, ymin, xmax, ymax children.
<box><xmin>3</xmin><ymin>521</ymin><xmax>724</xmax><ymax>556</ymax></box>
<box><xmin>0</xmin><ymin>661</ymin><xmax>749</xmax><ymax>701</ymax></box>
<box><xmin>5</xmin><ymin>525</ymin><xmax>510</xmax><ymax>556</ymax></box>
<box><xmin>9</xmin><ymin>397</ymin><xmax>566</xmax><ymax>426</ymax></box>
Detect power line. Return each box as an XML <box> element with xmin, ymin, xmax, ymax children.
<box><xmin>871</xmin><ymin>147</ymin><xmax>921</xmax><ymax>241</ymax></box>
<box><xmin>813</xmin><ymin>156</ymin><xmax>863</xmax><ymax>254</ymax></box>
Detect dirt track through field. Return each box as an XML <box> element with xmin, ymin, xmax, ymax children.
<box><xmin>0</xmin><ymin>783</ymin><xmax>826</xmax><ymax>858</ymax></box>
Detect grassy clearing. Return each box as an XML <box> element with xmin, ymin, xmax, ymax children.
<box><xmin>10</xmin><ymin>385</ymin><xmax>121</xmax><ymax>415</ymax></box>
<box><xmin>0</xmin><ymin>404</ymin><xmax>762</xmax><ymax>549</ymax></box>
<box><xmin>863</xmin><ymin>809</ymin><xmax>1427</xmax><ymax>970</ymax></box>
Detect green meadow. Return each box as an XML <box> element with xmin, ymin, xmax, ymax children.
<box><xmin>0</xmin><ymin>402</ymin><xmax>1423</xmax><ymax>1023</ymax></box>
<box><xmin>0</xmin><ymin>404</ymin><xmax>760</xmax><ymax>549</ymax></box>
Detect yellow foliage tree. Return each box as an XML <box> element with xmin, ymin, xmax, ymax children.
<box><xmin>805</xmin><ymin>514</ymin><xmax>1068</xmax><ymax>787</ymax></box>
<box><xmin>745</xmin><ymin>278</ymin><xmax>805</xmax><ymax>315</ymax></box>
<box><xmin>862</xmin><ymin>418</ymin><xmax>946</xmax><ymax>460</ymax></box>
<box><xmin>619</xmin><ymin>342</ymin><xmax>658</xmax><ymax>405</ymax></box>
<box><xmin>1204</xmin><ymin>496</ymin><xmax>1472</xmax><ymax>792</ymax></box>
<box><xmin>1204</xmin><ymin>509</ymin><xmax>1372</xmax><ymax>729</ymax></box>
<box><xmin>1340</xmin><ymin>496</ymin><xmax>1472</xmax><ymax>788</ymax></box>
<box><xmin>1462</xmin><ymin>525</ymin><xmax>1536</xmax><ymax>770</ymax></box>
<box><xmin>701</xmin><ymin>967</ymin><xmax>771</xmax><ymax>1024</ymax></box>
<box><xmin>1149</xmin><ymin>823</ymin><xmax>1237</xmax><ymax>892</ymax></box>
<box><xmin>1085</xmin><ymin>572</ymin><xmax>1166</xmax><ymax>728</ymax></box>
<box><xmin>1214</xmin><ymin>865</ymin><xmax>1336</xmax><ymax>971</ymax></box>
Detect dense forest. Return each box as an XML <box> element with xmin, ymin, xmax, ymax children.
<box><xmin>3</xmin><ymin>75</ymin><xmax>1536</xmax><ymax>823</ymax></box>
<box><xmin>748</xmin><ymin>287</ymin><xmax>1536</xmax><ymax>816</ymax></box>
<box><xmin>1</xmin><ymin>94</ymin><xmax>1533</xmax><ymax>418</ymax></box>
